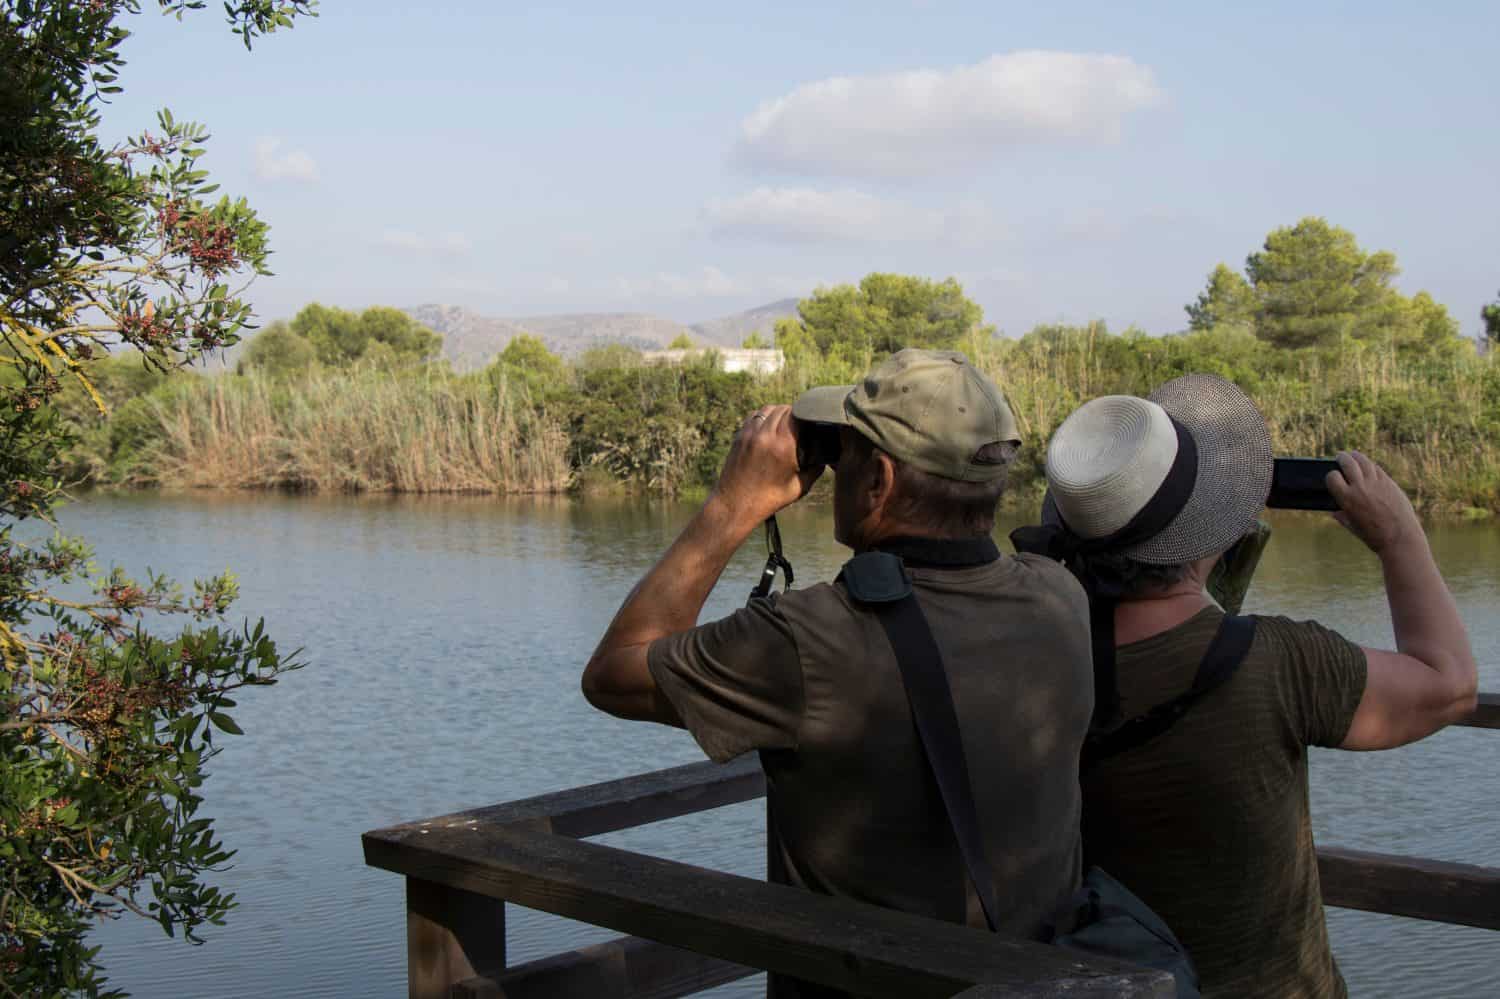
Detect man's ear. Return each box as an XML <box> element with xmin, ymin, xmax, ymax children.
<box><xmin>868</xmin><ymin>451</ymin><xmax>898</xmax><ymax>514</ymax></box>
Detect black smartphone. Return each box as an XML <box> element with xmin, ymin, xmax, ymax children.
<box><xmin>1266</xmin><ymin>457</ymin><xmax>1341</xmax><ymax>510</ymax></box>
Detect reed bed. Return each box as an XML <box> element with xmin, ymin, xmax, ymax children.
<box><xmin>147</xmin><ymin>365</ymin><xmax>571</xmax><ymax>493</ymax></box>
<box><xmin>85</xmin><ymin>329</ymin><xmax>1500</xmax><ymax>513</ymax></box>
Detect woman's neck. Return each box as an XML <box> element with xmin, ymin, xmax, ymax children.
<box><xmin>1114</xmin><ymin>584</ymin><xmax>1215</xmax><ymax>646</ymax></box>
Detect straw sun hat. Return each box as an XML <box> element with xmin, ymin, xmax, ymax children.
<box><xmin>1042</xmin><ymin>374</ymin><xmax>1273</xmax><ymax>565</ymax></box>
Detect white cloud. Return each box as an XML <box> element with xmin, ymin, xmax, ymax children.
<box><xmin>252</xmin><ymin>137</ymin><xmax>319</xmax><ymax>183</ymax></box>
<box><xmin>379</xmin><ymin>230</ymin><xmax>472</xmax><ymax>257</ymax></box>
<box><xmin>736</xmin><ymin>51</ymin><xmax>1162</xmax><ymax>178</ymax></box>
<box><xmin>705</xmin><ymin>186</ymin><xmax>988</xmax><ymax>243</ymax></box>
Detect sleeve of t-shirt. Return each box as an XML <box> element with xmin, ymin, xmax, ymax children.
<box><xmin>646</xmin><ymin>598</ymin><xmax>804</xmax><ymax>763</ymax></box>
<box><xmin>1260</xmin><ymin>616</ymin><xmax>1370</xmax><ymax>748</ymax></box>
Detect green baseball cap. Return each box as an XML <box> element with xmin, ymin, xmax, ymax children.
<box><xmin>791</xmin><ymin>348</ymin><xmax>1020</xmax><ymax>482</ymax></box>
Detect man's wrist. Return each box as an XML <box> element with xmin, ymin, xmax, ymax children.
<box><xmin>699</xmin><ymin>490</ymin><xmax>765</xmax><ymax>546</ymax></box>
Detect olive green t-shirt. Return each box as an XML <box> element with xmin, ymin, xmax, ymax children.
<box><xmin>648</xmin><ymin>553</ymin><xmax>1095</xmax><ymax>952</ymax></box>
<box><xmin>1081</xmin><ymin>608</ymin><xmax>1368</xmax><ymax>999</ymax></box>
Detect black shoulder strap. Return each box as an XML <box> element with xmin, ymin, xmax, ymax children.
<box><xmin>842</xmin><ymin>551</ymin><xmax>1004</xmax><ymax>934</ymax></box>
<box><xmin>1081</xmin><ymin>614</ymin><xmax>1257</xmax><ymax>773</ymax></box>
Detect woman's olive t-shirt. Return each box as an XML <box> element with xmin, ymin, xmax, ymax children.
<box><xmin>1082</xmin><ymin>608</ymin><xmax>1367</xmax><ymax>999</ymax></box>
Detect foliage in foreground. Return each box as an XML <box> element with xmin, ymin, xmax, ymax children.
<box><xmin>1</xmin><ymin>1</ymin><xmax>312</xmax><ymax>994</ymax></box>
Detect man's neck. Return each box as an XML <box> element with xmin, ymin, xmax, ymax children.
<box><xmin>861</xmin><ymin>533</ymin><xmax>1000</xmax><ymax>568</ymax></box>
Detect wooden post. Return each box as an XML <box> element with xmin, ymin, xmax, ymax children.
<box><xmin>407</xmin><ymin>876</ymin><xmax>507</xmax><ymax>999</ymax></box>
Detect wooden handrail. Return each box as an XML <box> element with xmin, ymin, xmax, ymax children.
<box><xmin>1457</xmin><ymin>691</ymin><xmax>1500</xmax><ymax>729</ymax></box>
<box><xmin>363</xmin><ymin>824</ymin><xmax>1172</xmax><ymax>997</ymax></box>
<box><xmin>1319</xmin><ymin>848</ymin><xmax>1500</xmax><ymax>930</ymax></box>
<box><xmin>365</xmin><ymin>692</ymin><xmax>1500</xmax><ymax>997</ymax></box>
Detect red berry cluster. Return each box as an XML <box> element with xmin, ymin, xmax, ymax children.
<box><xmin>103</xmin><ymin>583</ymin><xmax>144</xmax><ymax>610</ymax></box>
<box><xmin>136</xmin><ymin>131</ymin><xmax>167</xmax><ymax>158</ymax></box>
<box><xmin>158</xmin><ymin>200</ymin><xmax>183</xmax><ymax>237</ymax></box>
<box><xmin>118</xmin><ymin>306</ymin><xmax>171</xmax><ymax>347</ymax></box>
<box><xmin>71</xmin><ymin>660</ymin><xmax>191</xmax><ymax>738</ymax></box>
<box><xmin>179</xmin><ymin>215</ymin><xmax>240</xmax><ymax>279</ymax></box>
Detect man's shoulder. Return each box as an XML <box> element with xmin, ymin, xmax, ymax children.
<box><xmin>990</xmin><ymin>552</ymin><xmax>1091</xmax><ymax>622</ymax></box>
<box><xmin>1007</xmin><ymin>551</ymin><xmax>1087</xmax><ymax>592</ymax></box>
<box><xmin>773</xmin><ymin>552</ymin><xmax>1089</xmax><ymax>626</ymax></box>
<box><xmin>769</xmin><ymin>579</ymin><xmax>855</xmax><ymax>623</ymax></box>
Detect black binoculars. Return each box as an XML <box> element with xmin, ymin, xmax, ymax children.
<box><xmin>795</xmin><ymin>419</ymin><xmax>842</xmax><ymax>471</ymax></box>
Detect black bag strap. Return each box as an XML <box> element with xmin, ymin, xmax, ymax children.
<box><xmin>1081</xmin><ymin>614</ymin><xmax>1257</xmax><ymax>773</ymax></box>
<box><xmin>875</xmin><ymin>596</ymin><xmax>1004</xmax><ymax>932</ymax></box>
<box><xmin>839</xmin><ymin>550</ymin><xmax>1005</xmax><ymax>933</ymax></box>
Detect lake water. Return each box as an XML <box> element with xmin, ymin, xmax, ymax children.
<box><xmin>65</xmin><ymin>492</ymin><xmax>1500</xmax><ymax>998</ymax></box>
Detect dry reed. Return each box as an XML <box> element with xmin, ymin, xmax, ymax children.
<box><xmin>148</xmin><ymin>365</ymin><xmax>571</xmax><ymax>494</ymax></box>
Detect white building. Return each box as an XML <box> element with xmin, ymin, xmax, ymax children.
<box><xmin>642</xmin><ymin>348</ymin><xmax>784</xmax><ymax>375</ymax></box>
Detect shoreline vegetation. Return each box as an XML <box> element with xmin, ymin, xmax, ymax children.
<box><xmin>34</xmin><ymin>229</ymin><xmax>1500</xmax><ymax>519</ymax></box>
<box><xmin>52</xmin><ymin>317</ymin><xmax>1500</xmax><ymax>518</ymax></box>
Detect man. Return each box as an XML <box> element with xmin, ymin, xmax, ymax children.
<box><xmin>582</xmin><ymin>349</ymin><xmax>1096</xmax><ymax>995</ymax></box>
<box><xmin>1019</xmin><ymin>374</ymin><xmax>1477</xmax><ymax>999</ymax></box>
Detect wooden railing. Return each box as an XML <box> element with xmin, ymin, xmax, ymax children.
<box><xmin>363</xmin><ymin>692</ymin><xmax>1500</xmax><ymax>998</ymax></box>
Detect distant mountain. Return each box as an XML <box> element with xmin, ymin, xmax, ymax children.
<box><xmin>510</xmin><ymin>312</ymin><xmax>692</xmax><ymax>353</ymax></box>
<box><xmin>404</xmin><ymin>298</ymin><xmax>806</xmax><ymax>370</ymax></box>
<box><xmin>690</xmin><ymin>298</ymin><xmax>800</xmax><ymax>348</ymax></box>
<box><xmin>403</xmin><ymin>305</ymin><xmax>534</xmax><ymax>370</ymax></box>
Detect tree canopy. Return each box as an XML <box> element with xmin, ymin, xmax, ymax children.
<box><xmin>1</xmin><ymin>2</ymin><xmax>313</xmax><ymax>994</ymax></box>
<box><xmin>490</xmin><ymin>333</ymin><xmax>568</xmax><ymax>399</ymax></box>
<box><xmin>774</xmin><ymin>274</ymin><xmax>990</xmax><ymax>378</ymax></box>
<box><xmin>1483</xmin><ymin>291</ymin><xmax>1499</xmax><ymax>348</ymax></box>
<box><xmin>1186</xmin><ymin>217</ymin><xmax>1461</xmax><ymax>353</ymax></box>
<box><xmin>239</xmin><ymin>303</ymin><xmax>442</xmax><ymax>374</ymax></box>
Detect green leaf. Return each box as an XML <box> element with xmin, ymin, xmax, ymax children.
<box><xmin>207</xmin><ymin>712</ymin><xmax>243</xmax><ymax>735</ymax></box>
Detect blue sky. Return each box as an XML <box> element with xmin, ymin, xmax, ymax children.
<box><xmin>100</xmin><ymin>1</ymin><xmax>1499</xmax><ymax>337</ymax></box>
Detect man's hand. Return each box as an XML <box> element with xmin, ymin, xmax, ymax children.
<box><xmin>1325</xmin><ymin>450</ymin><xmax>1420</xmax><ymax>555</ymax></box>
<box><xmin>711</xmin><ymin>406</ymin><xmax>823</xmax><ymax>528</ymax></box>
<box><xmin>583</xmin><ymin>406</ymin><xmax>818</xmax><ymax>725</ymax></box>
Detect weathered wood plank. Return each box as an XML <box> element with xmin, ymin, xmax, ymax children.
<box><xmin>953</xmin><ymin>985</ymin><xmax>1173</xmax><ymax>999</ymax></box>
<box><xmin>405</xmin><ymin>877</ymin><xmax>506</xmax><ymax>999</ymax></box>
<box><xmin>1454</xmin><ymin>691</ymin><xmax>1500</xmax><ymax>730</ymax></box>
<box><xmin>1319</xmin><ymin>846</ymin><xmax>1500</xmax><ymax>930</ymax></box>
<box><xmin>365</xmin><ymin>823</ymin><xmax>1172</xmax><ymax>997</ymax></box>
<box><xmin>374</xmin><ymin>756</ymin><xmax>764</xmax><ymax>842</ymax></box>
<box><xmin>452</xmin><ymin>934</ymin><xmax>752</xmax><ymax>998</ymax></box>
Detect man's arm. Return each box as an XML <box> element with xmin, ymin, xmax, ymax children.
<box><xmin>580</xmin><ymin>405</ymin><xmax>819</xmax><ymax>723</ymax></box>
<box><xmin>1329</xmin><ymin>451</ymin><xmax>1478</xmax><ymax>750</ymax></box>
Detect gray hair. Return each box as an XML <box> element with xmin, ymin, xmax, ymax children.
<box><xmin>847</xmin><ymin>434</ymin><xmax>1018</xmax><ymax>538</ymax></box>
<box><xmin>1079</xmin><ymin>550</ymin><xmax>1192</xmax><ymax>599</ymax></box>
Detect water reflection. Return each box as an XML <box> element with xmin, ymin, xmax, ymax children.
<box><xmin>60</xmin><ymin>493</ymin><xmax>1499</xmax><ymax>999</ymax></box>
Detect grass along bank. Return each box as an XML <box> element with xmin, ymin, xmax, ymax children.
<box><xmin>122</xmin><ymin>364</ymin><xmax>568</xmax><ymax>493</ymax></box>
<box><xmin>57</xmin><ymin>324</ymin><xmax>1500</xmax><ymax>516</ymax></box>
